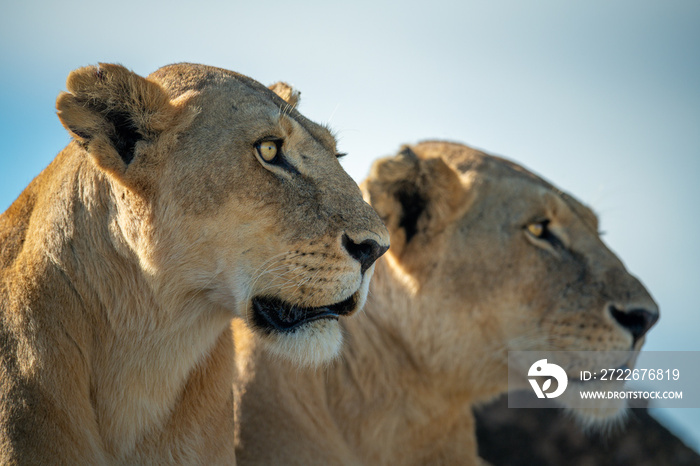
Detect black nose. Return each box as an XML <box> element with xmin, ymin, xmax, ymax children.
<box><xmin>342</xmin><ymin>235</ymin><xmax>388</xmax><ymax>274</ymax></box>
<box><xmin>609</xmin><ymin>306</ymin><xmax>659</xmax><ymax>346</ymax></box>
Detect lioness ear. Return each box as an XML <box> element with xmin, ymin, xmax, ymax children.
<box><xmin>268</xmin><ymin>82</ymin><xmax>300</xmax><ymax>107</ymax></box>
<box><xmin>56</xmin><ymin>63</ymin><xmax>179</xmax><ymax>180</ymax></box>
<box><xmin>362</xmin><ymin>146</ymin><xmax>464</xmax><ymax>258</ymax></box>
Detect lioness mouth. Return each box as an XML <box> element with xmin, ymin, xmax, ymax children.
<box><xmin>252</xmin><ymin>294</ymin><xmax>357</xmax><ymax>333</ymax></box>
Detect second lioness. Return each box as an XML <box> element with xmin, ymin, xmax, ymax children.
<box><xmin>234</xmin><ymin>141</ymin><xmax>658</xmax><ymax>465</ymax></box>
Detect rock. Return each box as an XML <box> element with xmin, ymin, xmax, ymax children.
<box><xmin>475</xmin><ymin>395</ymin><xmax>700</xmax><ymax>466</ymax></box>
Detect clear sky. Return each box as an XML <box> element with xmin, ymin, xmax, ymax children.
<box><xmin>1</xmin><ymin>0</ymin><xmax>699</xmax><ymax>451</ymax></box>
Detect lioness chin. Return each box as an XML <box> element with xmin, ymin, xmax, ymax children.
<box><xmin>234</xmin><ymin>141</ymin><xmax>658</xmax><ymax>465</ymax></box>
<box><xmin>0</xmin><ymin>63</ymin><xmax>388</xmax><ymax>464</ymax></box>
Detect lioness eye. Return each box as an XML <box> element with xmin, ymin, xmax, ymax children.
<box><xmin>526</xmin><ymin>221</ymin><xmax>546</xmax><ymax>238</ymax></box>
<box><xmin>256</xmin><ymin>140</ymin><xmax>279</xmax><ymax>162</ymax></box>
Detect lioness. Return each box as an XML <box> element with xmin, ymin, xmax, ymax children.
<box><xmin>0</xmin><ymin>63</ymin><xmax>389</xmax><ymax>464</ymax></box>
<box><xmin>234</xmin><ymin>141</ymin><xmax>658</xmax><ymax>465</ymax></box>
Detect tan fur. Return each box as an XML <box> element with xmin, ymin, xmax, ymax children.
<box><xmin>0</xmin><ymin>63</ymin><xmax>388</xmax><ymax>464</ymax></box>
<box><xmin>234</xmin><ymin>141</ymin><xmax>658</xmax><ymax>465</ymax></box>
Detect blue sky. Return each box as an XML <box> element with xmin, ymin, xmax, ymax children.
<box><xmin>2</xmin><ymin>0</ymin><xmax>699</xmax><ymax>450</ymax></box>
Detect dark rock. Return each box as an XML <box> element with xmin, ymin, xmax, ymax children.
<box><xmin>475</xmin><ymin>395</ymin><xmax>700</xmax><ymax>466</ymax></box>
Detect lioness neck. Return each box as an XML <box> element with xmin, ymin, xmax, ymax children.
<box><xmin>322</xmin><ymin>258</ymin><xmax>483</xmax><ymax>464</ymax></box>
<box><xmin>1</xmin><ymin>147</ymin><xmax>234</xmax><ymax>460</ymax></box>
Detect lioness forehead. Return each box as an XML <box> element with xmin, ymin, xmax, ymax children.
<box><xmin>149</xmin><ymin>63</ymin><xmax>267</xmax><ymax>98</ymax></box>
<box><xmin>413</xmin><ymin>140</ymin><xmax>600</xmax><ymax>232</ymax></box>
<box><xmin>149</xmin><ymin>63</ymin><xmax>337</xmax><ymax>153</ymax></box>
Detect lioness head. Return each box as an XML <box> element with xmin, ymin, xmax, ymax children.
<box><xmin>56</xmin><ymin>63</ymin><xmax>389</xmax><ymax>366</ymax></box>
<box><xmin>363</xmin><ymin>141</ymin><xmax>657</xmax><ymax>421</ymax></box>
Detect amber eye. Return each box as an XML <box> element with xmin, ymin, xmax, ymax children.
<box><xmin>256</xmin><ymin>140</ymin><xmax>279</xmax><ymax>162</ymax></box>
<box><xmin>526</xmin><ymin>221</ymin><xmax>546</xmax><ymax>238</ymax></box>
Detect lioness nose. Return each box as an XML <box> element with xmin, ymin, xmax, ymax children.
<box><xmin>609</xmin><ymin>305</ymin><xmax>659</xmax><ymax>346</ymax></box>
<box><xmin>342</xmin><ymin>234</ymin><xmax>388</xmax><ymax>274</ymax></box>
